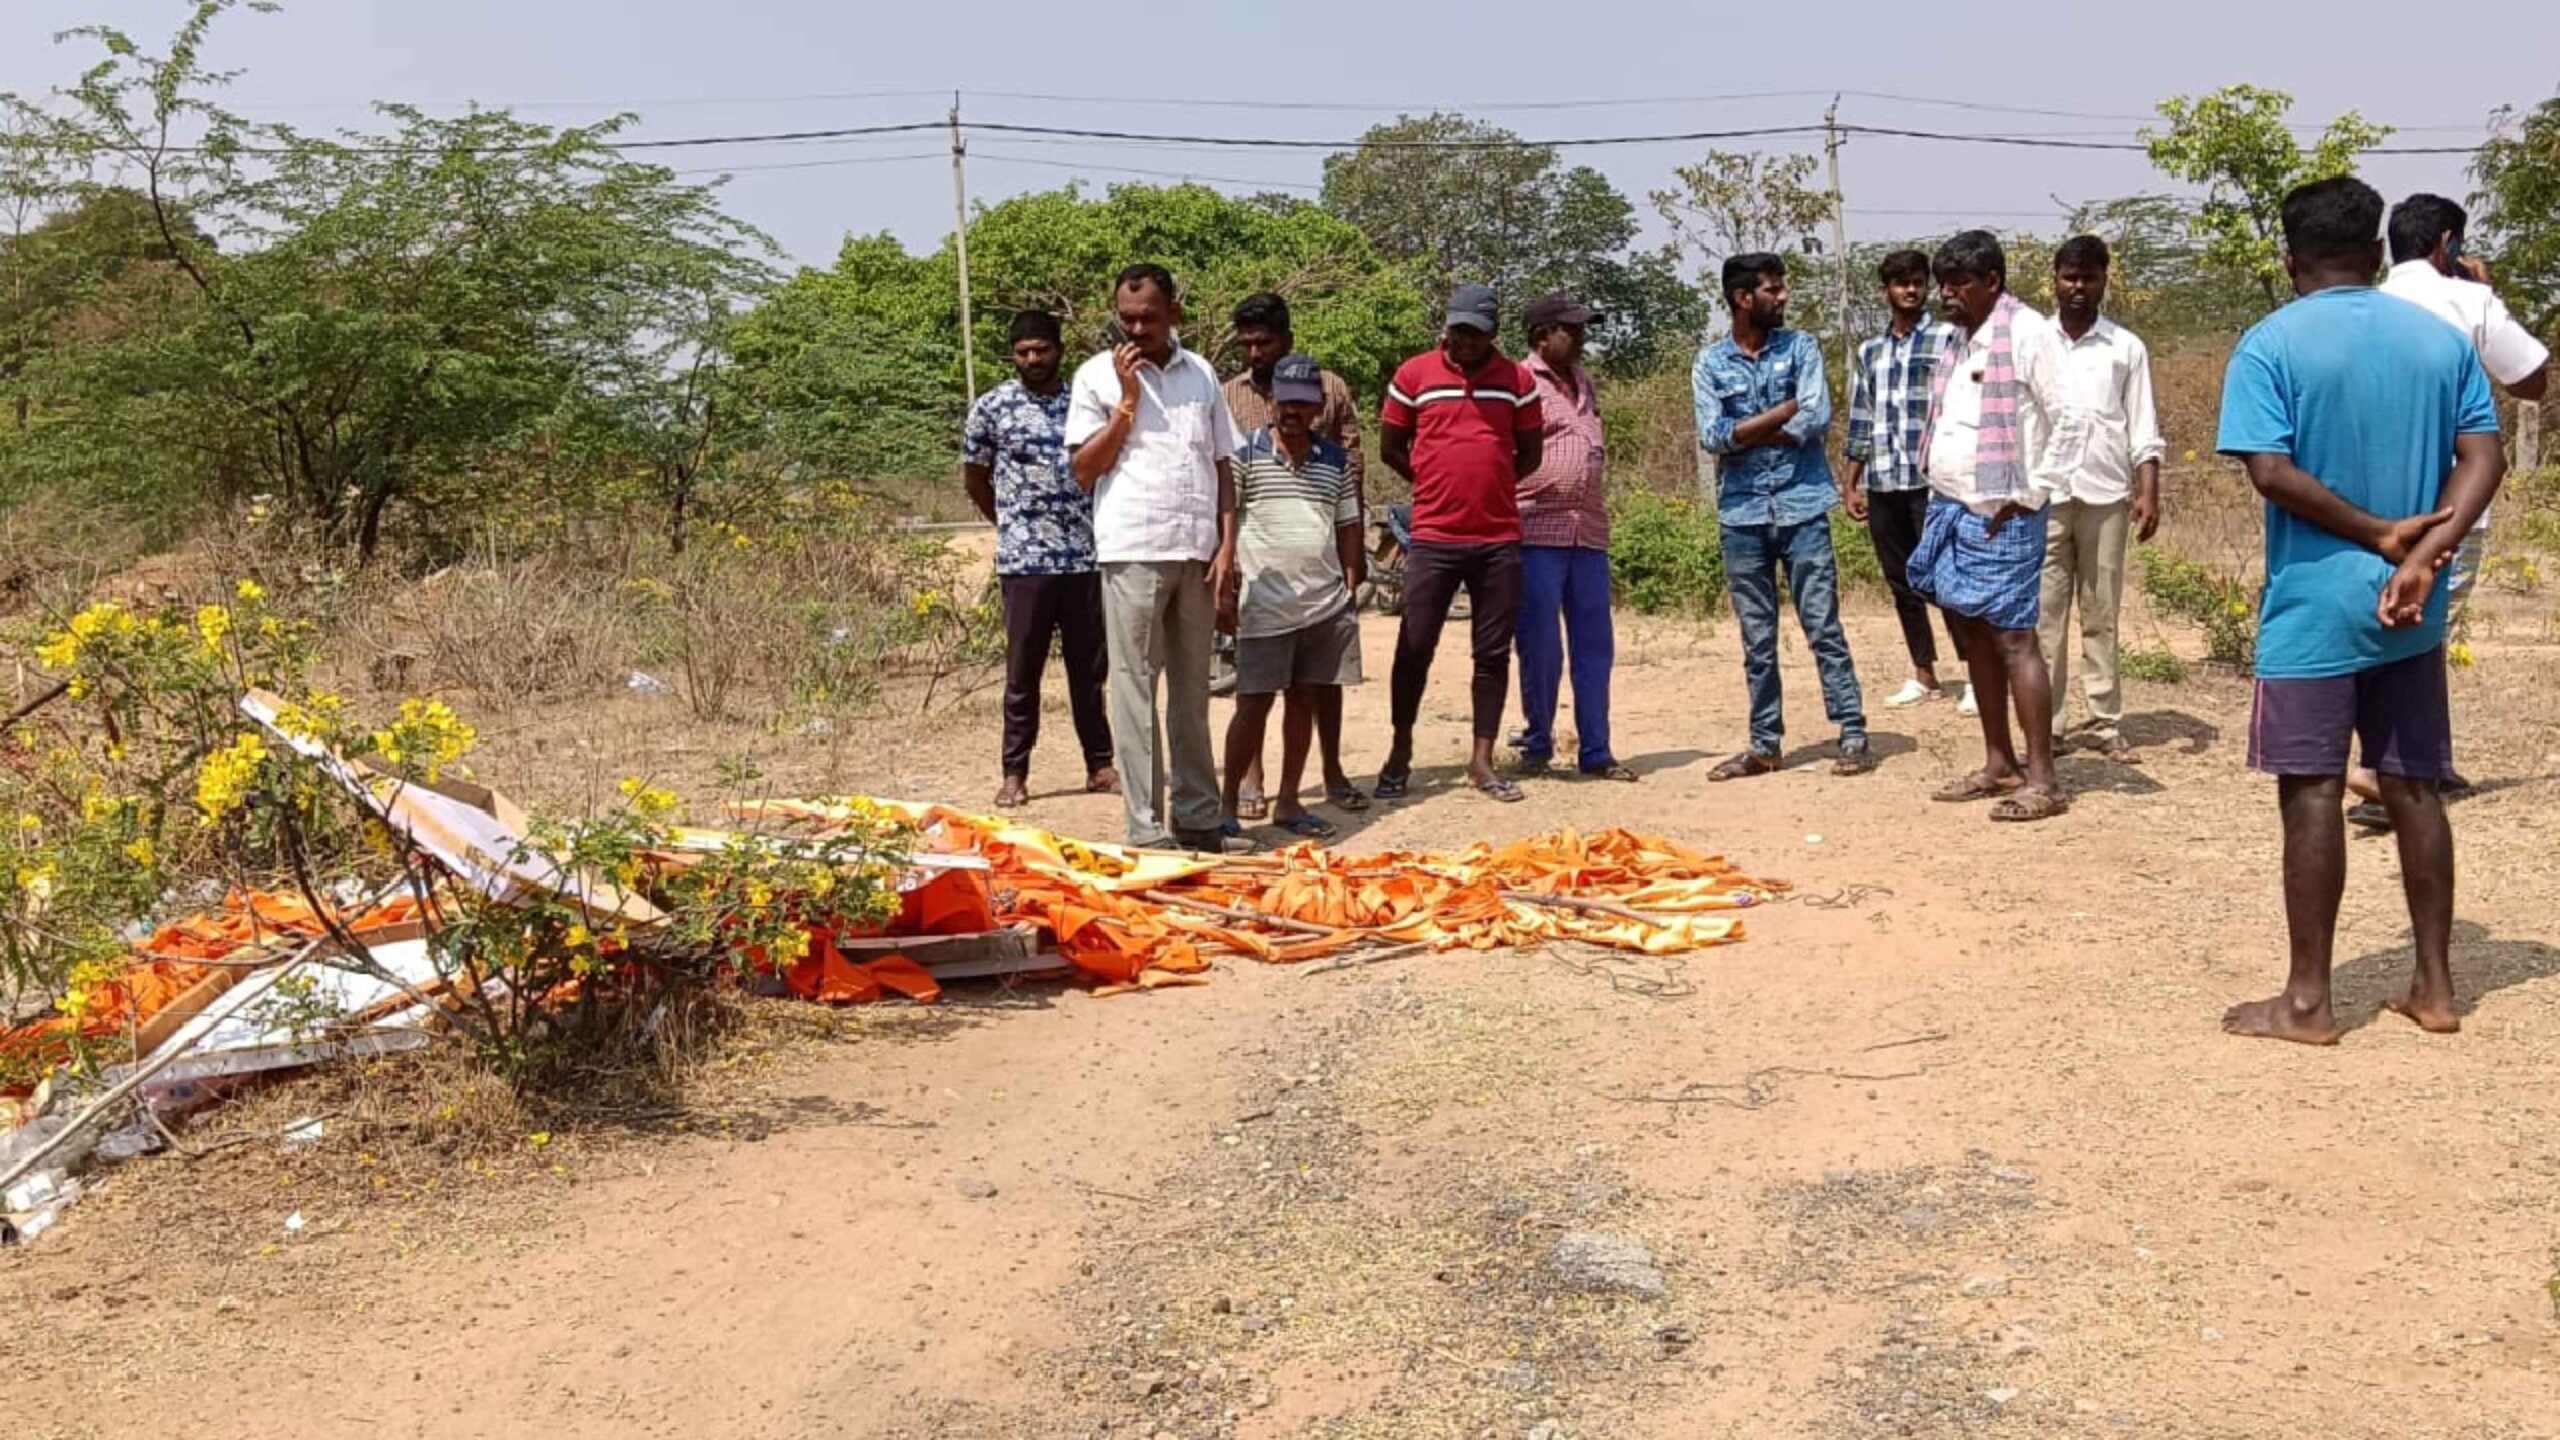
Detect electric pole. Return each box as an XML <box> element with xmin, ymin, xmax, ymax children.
<box><xmin>950</xmin><ymin>93</ymin><xmax>978</xmax><ymax>402</ymax></box>
<box><xmin>1824</xmin><ymin>97</ymin><xmax>1852</xmax><ymax>385</ymax></box>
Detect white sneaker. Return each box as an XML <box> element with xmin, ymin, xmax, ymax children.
<box><xmin>1883</xmin><ymin>677</ymin><xmax>1936</xmax><ymax>708</ymax></box>
<box><xmin>1956</xmin><ymin>683</ymin><xmax>1979</xmax><ymax>717</ymax></box>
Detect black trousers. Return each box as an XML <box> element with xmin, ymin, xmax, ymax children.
<box><xmin>1390</xmin><ymin>540</ymin><xmax>1522</xmax><ymax>742</ymax></box>
<box><xmin>1000</xmin><ymin>572</ymin><xmax>1114</xmax><ymax>779</ymax></box>
<box><xmin>1863</xmin><ymin>488</ymin><xmax>1967</xmax><ymax>671</ymax></box>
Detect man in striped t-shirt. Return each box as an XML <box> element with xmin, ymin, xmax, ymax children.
<box><xmin>1214</xmin><ymin>357</ymin><xmax>1367</xmax><ymax>840</ymax></box>
<box><xmin>1375</xmin><ymin>283</ymin><xmax>1544</xmax><ymax>804</ymax></box>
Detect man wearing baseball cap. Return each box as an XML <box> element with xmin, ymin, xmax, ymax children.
<box><xmin>1513</xmin><ymin>291</ymin><xmax>1634</xmax><ymax>783</ymax></box>
<box><xmin>1375</xmin><ymin>283</ymin><xmax>1545</xmax><ymax>803</ymax></box>
<box><xmin>1214</xmin><ymin>355</ymin><xmax>1368</xmax><ymax>841</ymax></box>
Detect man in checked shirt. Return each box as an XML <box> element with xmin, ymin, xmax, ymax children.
<box><xmin>1839</xmin><ymin>249</ymin><xmax>1969</xmax><ymax>710</ymax></box>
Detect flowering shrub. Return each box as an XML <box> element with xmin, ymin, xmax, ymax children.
<box><xmin>2139</xmin><ymin>549</ymin><xmax>2259</xmax><ymax>667</ymax></box>
<box><xmin>6</xmin><ymin>579</ymin><xmax>915</xmax><ymax>1093</ymax></box>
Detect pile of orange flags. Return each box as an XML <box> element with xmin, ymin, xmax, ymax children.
<box><xmin>733</xmin><ymin>799</ymin><xmax>1783</xmax><ymax>993</ymax></box>
<box><xmin>2</xmin><ymin>890</ymin><xmax>428</xmax><ymax>1100</ymax></box>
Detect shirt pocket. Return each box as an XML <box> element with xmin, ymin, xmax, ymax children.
<box><xmin>1708</xmin><ymin>370</ymin><xmax>1753</xmax><ymax>415</ymax></box>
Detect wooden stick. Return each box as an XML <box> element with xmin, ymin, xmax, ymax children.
<box><xmin>1302</xmin><ymin>940</ymin><xmax>1435</xmax><ymax>976</ymax></box>
<box><xmin>1501</xmin><ymin>889</ymin><xmax>1665</xmax><ymax>927</ymax></box>
<box><xmin>3</xmin><ymin>679</ymin><xmax>71</xmax><ymax>729</ymax></box>
<box><xmin>1140</xmin><ymin>889</ymin><xmax>1341</xmax><ymax>938</ymax></box>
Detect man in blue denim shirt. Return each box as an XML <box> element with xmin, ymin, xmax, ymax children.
<box><xmin>1693</xmin><ymin>253</ymin><xmax>1873</xmax><ymax>779</ymax></box>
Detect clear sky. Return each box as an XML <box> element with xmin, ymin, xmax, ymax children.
<box><xmin>6</xmin><ymin>0</ymin><xmax>2556</xmax><ymax>273</ymax></box>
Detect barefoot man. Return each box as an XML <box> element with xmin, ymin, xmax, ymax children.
<box><xmin>2216</xmin><ymin>177</ymin><xmax>2505</xmax><ymax>1044</ymax></box>
<box><xmin>1909</xmin><ymin>231</ymin><xmax>2071</xmax><ymax>821</ymax></box>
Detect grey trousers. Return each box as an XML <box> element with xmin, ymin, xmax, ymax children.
<box><xmin>1101</xmin><ymin>558</ymin><xmax>1222</xmax><ymax>845</ymax></box>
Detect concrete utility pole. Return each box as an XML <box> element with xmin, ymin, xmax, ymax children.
<box><xmin>1824</xmin><ymin>97</ymin><xmax>1852</xmax><ymax>385</ymax></box>
<box><xmin>950</xmin><ymin>93</ymin><xmax>978</xmax><ymax>402</ymax></box>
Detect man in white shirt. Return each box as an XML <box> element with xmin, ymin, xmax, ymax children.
<box><xmin>1909</xmin><ymin>230</ymin><xmax>2075</xmax><ymax>822</ymax></box>
<box><xmin>1066</xmin><ymin>263</ymin><xmax>1248</xmax><ymax>853</ymax></box>
<box><xmin>2036</xmin><ymin>235</ymin><xmax>2166</xmax><ymax>764</ymax></box>
<box><xmin>2345</xmin><ymin>194</ymin><xmax>2553</xmax><ymax>826</ymax></box>
<box><xmin>2380</xmin><ymin>194</ymin><xmax>2550</xmax><ymax>604</ymax></box>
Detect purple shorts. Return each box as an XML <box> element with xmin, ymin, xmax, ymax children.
<box><xmin>2248</xmin><ymin>647</ymin><xmax>2454</xmax><ymax>782</ymax></box>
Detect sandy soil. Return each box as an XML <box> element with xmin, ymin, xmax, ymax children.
<box><xmin>6</xmin><ymin>581</ymin><xmax>2560</xmax><ymax>1439</ymax></box>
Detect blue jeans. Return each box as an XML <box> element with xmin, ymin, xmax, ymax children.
<box><xmin>1721</xmin><ymin>517</ymin><xmax>1866</xmax><ymax>755</ymax></box>
<box><xmin>1515</xmin><ymin>545</ymin><xmax>1617</xmax><ymax>771</ymax></box>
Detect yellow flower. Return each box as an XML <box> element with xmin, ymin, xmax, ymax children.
<box><xmin>616</xmin><ymin>777</ymin><xmax>678</xmax><ymax>820</ymax></box>
<box><xmin>771</xmin><ymin>926</ymin><xmax>812</xmax><ymax>964</ymax></box>
<box><xmin>32</xmin><ymin>631</ymin><xmax>78</xmax><ymax>670</ymax></box>
<box><xmin>236</xmin><ymin>578</ymin><xmax>267</xmax><ymax>602</ymax></box>
<box><xmin>2448</xmin><ymin>641</ymin><xmax>2476</xmax><ymax>669</ymax></box>
<box><xmin>15</xmin><ymin>811</ymin><xmax>39</xmax><ymax>831</ymax></box>
<box><xmin>564</xmin><ymin>923</ymin><xmax>594</xmax><ymax>950</ymax></box>
<box><xmin>194</xmin><ymin>732</ymin><xmax>270</xmax><ymax>822</ymax></box>
<box><xmin>195</xmin><ymin>604</ymin><xmax>233</xmax><ymax>656</ymax></box>
<box><xmin>124</xmin><ymin>836</ymin><xmax>157</xmax><ymax>867</ymax></box>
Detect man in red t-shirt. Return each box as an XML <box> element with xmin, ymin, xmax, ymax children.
<box><xmin>1375</xmin><ymin>283</ymin><xmax>1545</xmax><ymax>803</ymax></box>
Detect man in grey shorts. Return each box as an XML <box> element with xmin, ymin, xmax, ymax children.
<box><xmin>1215</xmin><ymin>355</ymin><xmax>1367</xmax><ymax>841</ymax></box>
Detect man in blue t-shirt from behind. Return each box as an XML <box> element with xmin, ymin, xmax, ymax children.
<box><xmin>2214</xmin><ymin>176</ymin><xmax>2505</xmax><ymax>1046</ymax></box>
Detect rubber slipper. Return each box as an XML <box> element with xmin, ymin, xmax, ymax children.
<box><xmin>1474</xmin><ymin>775</ymin><xmax>1526</xmax><ymax>803</ymax></box>
<box><xmin>1989</xmin><ymin>788</ymin><xmax>2068</xmax><ymax>823</ymax></box>
<box><xmin>1931</xmin><ymin>770</ymin><xmax>2021</xmax><ymax>803</ymax></box>
<box><xmin>1583</xmin><ymin>762</ymin><xmax>1639</xmax><ymax>783</ymax></box>
<box><xmin>1832</xmin><ymin>742</ymin><xmax>1877</xmax><ymax>777</ymax></box>
<box><xmin>1708</xmin><ymin>751</ymin><xmax>1780</xmax><ymax>783</ymax></box>
<box><xmin>1274</xmin><ymin>813</ymin><xmax>1338</xmax><ymax>840</ymax></box>
<box><xmin>1374</xmin><ymin>770</ymin><xmax>1410</xmax><ymax>799</ymax></box>
<box><xmin>1235</xmin><ymin>788</ymin><xmax>1270</xmax><ymax>821</ymax></box>
<box><xmin>1326</xmin><ymin>783</ymin><xmax>1372</xmax><ymax>812</ymax></box>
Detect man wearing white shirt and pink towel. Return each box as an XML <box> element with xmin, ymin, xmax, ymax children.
<box><xmin>1908</xmin><ymin>230</ymin><xmax>2075</xmax><ymax>822</ymax></box>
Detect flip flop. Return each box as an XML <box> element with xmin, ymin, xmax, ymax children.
<box><xmin>1274</xmin><ymin>813</ymin><xmax>1338</xmax><ymax>840</ymax></box>
<box><xmin>1989</xmin><ymin>788</ymin><xmax>2068</xmax><ymax>823</ymax></box>
<box><xmin>1832</xmin><ymin>741</ymin><xmax>1877</xmax><ymax>777</ymax></box>
<box><xmin>1708</xmin><ymin>751</ymin><xmax>1780</xmax><ymax>783</ymax></box>
<box><xmin>1326</xmin><ymin>783</ymin><xmax>1372</xmax><ymax>812</ymax></box>
<box><xmin>1931</xmin><ymin>770</ymin><xmax>2022</xmax><ymax>803</ymax></box>
<box><xmin>1474</xmin><ymin>774</ymin><xmax>1526</xmax><ymax>803</ymax></box>
<box><xmin>1583</xmin><ymin>762</ymin><xmax>1639</xmax><ymax>783</ymax></box>
<box><xmin>1235</xmin><ymin>788</ymin><xmax>1270</xmax><ymax>821</ymax></box>
<box><xmin>1374</xmin><ymin>769</ymin><xmax>1410</xmax><ymax>799</ymax></box>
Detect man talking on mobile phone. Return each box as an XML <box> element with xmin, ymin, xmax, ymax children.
<box><xmin>1066</xmin><ymin>263</ymin><xmax>1254</xmax><ymax>854</ymax></box>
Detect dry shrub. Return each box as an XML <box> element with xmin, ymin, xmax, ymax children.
<box><xmin>0</xmin><ymin>491</ymin><xmax>153</xmax><ymax>621</ymax></box>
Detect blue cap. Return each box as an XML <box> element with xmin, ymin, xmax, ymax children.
<box><xmin>1271</xmin><ymin>354</ymin><xmax>1325</xmax><ymax>405</ymax></box>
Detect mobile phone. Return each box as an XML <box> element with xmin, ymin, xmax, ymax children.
<box><xmin>1102</xmin><ymin>319</ymin><xmax>1127</xmax><ymax>347</ymax></box>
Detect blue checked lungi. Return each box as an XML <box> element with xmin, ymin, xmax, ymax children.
<box><xmin>1907</xmin><ymin>494</ymin><xmax>2048</xmax><ymax>632</ymax></box>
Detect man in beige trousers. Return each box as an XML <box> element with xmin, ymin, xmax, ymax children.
<box><xmin>2037</xmin><ymin>235</ymin><xmax>2164</xmax><ymax>763</ymax></box>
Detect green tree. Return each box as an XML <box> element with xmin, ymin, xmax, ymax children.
<box><xmin>748</xmin><ymin>181</ymin><xmax>1427</xmax><ymax>437</ymax></box>
<box><xmin>5</xmin><ymin>1</ymin><xmax>771</xmax><ymax>557</ymax></box>
<box><xmin>2141</xmin><ymin>85</ymin><xmax>2392</xmax><ymax>311</ymax></box>
<box><xmin>1320</xmin><ymin>113</ymin><xmax>1675</xmax><ymax>364</ymax></box>
<box><xmin>2052</xmin><ymin>194</ymin><xmax>2265</xmax><ymax>339</ymax></box>
<box><xmin>2471</xmin><ymin>90</ymin><xmax>2560</xmax><ymax>338</ymax></box>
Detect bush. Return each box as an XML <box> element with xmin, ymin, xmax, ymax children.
<box><xmin>2121</xmin><ymin>646</ymin><xmax>2189</xmax><ymax>683</ymax></box>
<box><xmin>1829</xmin><ymin>509</ymin><xmax>1884</xmax><ymax>593</ymax></box>
<box><xmin>1609</xmin><ymin>488</ymin><xmax>1725</xmax><ymax>617</ymax></box>
<box><xmin>2139</xmin><ymin>549</ymin><xmax>2259</xmax><ymax>666</ymax></box>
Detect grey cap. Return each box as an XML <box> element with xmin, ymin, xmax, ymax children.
<box><xmin>1445</xmin><ymin>283</ymin><xmax>1500</xmax><ymax>334</ymax></box>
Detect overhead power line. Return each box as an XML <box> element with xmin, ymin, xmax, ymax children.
<box><xmin>15</xmin><ymin>115</ymin><xmax>2488</xmax><ymax>159</ymax></box>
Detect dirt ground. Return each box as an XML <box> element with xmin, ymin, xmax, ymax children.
<box><xmin>6</xmin><ymin>573</ymin><xmax>2560</xmax><ymax>1439</ymax></box>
